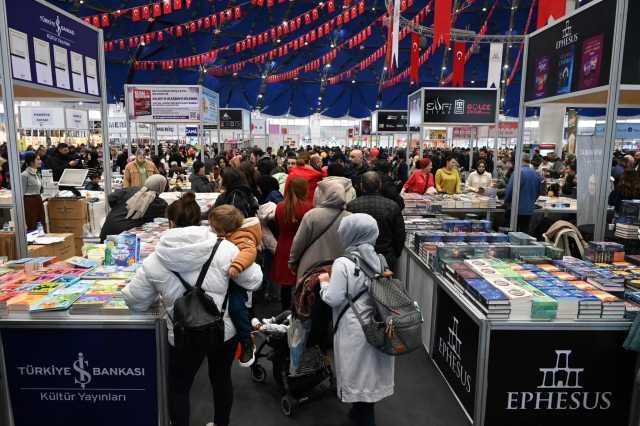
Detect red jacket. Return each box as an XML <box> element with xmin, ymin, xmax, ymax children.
<box><xmin>284</xmin><ymin>166</ymin><xmax>324</xmax><ymax>203</ymax></box>
<box><xmin>403</xmin><ymin>170</ymin><xmax>435</xmax><ymax>194</ymax></box>
<box><xmin>270</xmin><ymin>201</ymin><xmax>314</xmax><ymax>286</ymax></box>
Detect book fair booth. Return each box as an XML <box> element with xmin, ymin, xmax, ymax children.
<box><xmin>370</xmin><ymin>110</ymin><xmax>418</xmax><ymax>150</ymax></box>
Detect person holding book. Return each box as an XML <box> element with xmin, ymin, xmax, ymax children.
<box><xmin>99</xmin><ymin>175</ymin><xmax>168</xmax><ymax>243</ymax></box>
<box><xmin>465</xmin><ymin>160</ymin><xmax>493</xmax><ymax>193</ymax></box>
<box><xmin>123</xmin><ymin>192</ymin><xmax>262</xmax><ymax>426</ymax></box>
<box><xmin>208</xmin><ymin>205</ymin><xmax>263</xmax><ymax>368</ymax></box>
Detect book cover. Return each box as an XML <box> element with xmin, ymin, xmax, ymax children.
<box><xmin>100</xmin><ymin>297</ymin><xmax>130</xmax><ymax>313</ymax></box>
<box><xmin>27</xmin><ymin>283</ymin><xmax>64</xmax><ymax>294</ymax></box>
<box><xmin>133</xmin><ymin>89</ymin><xmax>152</xmax><ymax>117</ymax></box>
<box><xmin>84</xmin><ymin>266</ymin><xmax>123</xmax><ymax>278</ymax></box>
<box><xmin>64</xmin><ymin>257</ymin><xmax>99</xmax><ymax>269</ymax></box>
<box><xmin>587</xmin><ymin>290</ymin><xmax>624</xmax><ymax>304</ymax></box>
<box><xmin>105</xmin><ymin>234</ymin><xmax>139</xmax><ymax>267</ymax></box>
<box><xmin>8</xmin><ymin>294</ymin><xmax>46</xmax><ymax>310</ymax></box>
<box><xmin>29</xmin><ymin>283</ymin><xmax>91</xmax><ymax>312</ymax></box>
<box><xmin>556</xmin><ymin>45</ymin><xmax>575</xmax><ymax>95</ymax></box>
<box><xmin>578</xmin><ymin>34</ymin><xmax>604</xmax><ymax>91</ymax></box>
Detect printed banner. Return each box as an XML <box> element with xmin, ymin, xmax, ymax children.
<box><xmin>487</xmin><ymin>43</ymin><xmax>503</xmax><ymax>89</ymax></box>
<box><xmin>567</xmin><ymin>109</ymin><xmax>578</xmax><ymax>154</ymax></box>
<box><xmin>127</xmin><ymin>86</ymin><xmax>200</xmax><ymax>122</ymax></box>
<box><xmin>576</xmin><ymin>135</ymin><xmax>604</xmax><ymax>226</ymax></box>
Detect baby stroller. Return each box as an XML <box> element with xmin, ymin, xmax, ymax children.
<box><xmin>249</xmin><ymin>260</ymin><xmax>336</xmax><ymax>416</ymax></box>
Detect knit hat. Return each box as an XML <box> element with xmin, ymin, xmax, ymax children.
<box><xmin>419</xmin><ymin>158</ymin><xmax>432</xmax><ymax>169</ymax></box>
<box><xmin>327</xmin><ymin>162</ymin><xmax>345</xmax><ymax>177</ymax></box>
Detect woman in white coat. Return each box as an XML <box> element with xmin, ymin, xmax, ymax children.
<box><xmin>318</xmin><ymin>213</ymin><xmax>394</xmax><ymax>426</ymax></box>
<box><xmin>122</xmin><ymin>192</ymin><xmax>263</xmax><ymax>426</ymax></box>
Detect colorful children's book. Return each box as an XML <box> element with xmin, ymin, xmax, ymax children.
<box><xmin>100</xmin><ymin>297</ymin><xmax>130</xmax><ymax>315</ymax></box>
<box><xmin>27</xmin><ymin>282</ymin><xmax>65</xmax><ymax>294</ymax></box>
<box><xmin>105</xmin><ymin>234</ymin><xmax>139</xmax><ymax>267</ymax></box>
<box><xmin>29</xmin><ymin>283</ymin><xmax>91</xmax><ymax>312</ymax></box>
<box><xmin>64</xmin><ymin>257</ymin><xmax>100</xmax><ymax>269</ymax></box>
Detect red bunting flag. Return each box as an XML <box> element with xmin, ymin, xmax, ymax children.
<box><xmin>304</xmin><ymin>13</ymin><xmax>311</xmax><ymax>24</ymax></box>
<box><xmin>153</xmin><ymin>3</ymin><xmax>162</xmax><ymax>17</ymax></box>
<box><xmin>145</xmin><ymin>34</ymin><xmax>151</xmax><ymax>44</ymax></box>
<box><xmin>359</xmin><ymin>1</ymin><xmax>364</xmax><ymax>14</ymax></box>
<box><xmin>537</xmin><ymin>0</ymin><xmax>566</xmax><ymax>29</ymax></box>
<box><xmin>294</xmin><ymin>40</ymin><xmax>299</xmax><ymax>50</ymax></box>
<box><xmin>163</xmin><ymin>0</ymin><xmax>171</xmax><ymax>14</ymax></box>
<box><xmin>186</xmin><ymin>0</ymin><xmax>192</xmax><ymax>7</ymax></box>
<box><xmin>204</xmin><ymin>17</ymin><xmax>210</xmax><ymax>27</ymax></box>
<box><xmin>452</xmin><ymin>41</ymin><xmax>465</xmax><ymax>87</ymax></box>
<box><xmin>234</xmin><ymin>6</ymin><xmax>242</xmax><ymax>19</ymax></box>
<box><xmin>236</xmin><ymin>43</ymin><xmax>240</xmax><ymax>52</ymax></box>
<box><xmin>101</xmin><ymin>14</ymin><xmax>109</xmax><ymax>26</ymax></box>
<box><xmin>174</xmin><ymin>0</ymin><xmax>182</xmax><ymax>9</ymax></box>
<box><xmin>92</xmin><ymin>16</ymin><xmax>100</xmax><ymax>27</ymax></box>
<box><xmin>109</xmin><ymin>41</ymin><xmax>114</xmax><ymax>51</ymax></box>
<box><xmin>337</xmin><ymin>15</ymin><xmax>342</xmax><ymax>25</ymax></box>
<box><xmin>277</xmin><ymin>26</ymin><xmax>282</xmax><ymax>37</ymax></box>
<box><xmin>410</xmin><ymin>31</ymin><xmax>420</xmax><ymax>85</ymax></box>
<box><xmin>257</xmin><ymin>0</ymin><xmax>264</xmax><ymax>5</ymax></box>
<box><xmin>157</xmin><ymin>31</ymin><xmax>164</xmax><ymax>41</ymax></box>
<box><xmin>176</xmin><ymin>25</ymin><xmax>183</xmax><ymax>36</ymax></box>
<box><xmin>343</xmin><ymin>11</ymin><xmax>350</xmax><ymax>23</ymax></box>
<box><xmin>104</xmin><ymin>43</ymin><xmax>108</xmax><ymax>52</ymax></box>
<box><xmin>268</xmin><ymin>0</ymin><xmax>274</xmax><ymax>6</ymax></box>
<box><xmin>318</xmin><ymin>26</ymin><xmax>323</xmax><ymax>37</ymax></box>
<box><xmin>283</xmin><ymin>24</ymin><xmax>288</xmax><ymax>34</ymax></box>
<box><xmin>310</xmin><ymin>29</ymin><xmax>316</xmax><ymax>41</ymax></box>
<box><xmin>328</xmin><ymin>0</ymin><xmax>335</xmax><ymax>13</ymax></box>
<box><xmin>312</xmin><ymin>9</ymin><xmax>319</xmax><ymax>20</ymax></box>
<box><xmin>242</xmin><ymin>41</ymin><xmax>246</xmax><ymax>51</ymax></box>
<box><xmin>190</xmin><ymin>22</ymin><xmax>196</xmax><ymax>33</ymax></box>
<box><xmin>120</xmin><ymin>40</ymin><xmax>125</xmax><ymax>49</ymax></box>
<box><xmin>132</xmin><ymin>8</ymin><xmax>141</xmax><ymax>21</ymax></box>
<box><xmin>212</xmin><ymin>14</ymin><xmax>217</xmax><ymax>25</ymax></box>
<box><xmin>433</xmin><ymin>0</ymin><xmax>452</xmax><ymax>50</ymax></box>
<box><xmin>284</xmin><ymin>45</ymin><xmax>288</xmax><ymax>55</ymax></box>
<box><xmin>296</xmin><ymin>16</ymin><xmax>302</xmax><ymax>27</ymax></box>
<box><xmin>258</xmin><ymin>34</ymin><xmax>263</xmax><ymax>44</ymax></box>
<box><xmin>142</xmin><ymin>5</ymin><xmax>150</xmax><ymax>18</ymax></box>
<box><xmin>351</xmin><ymin>6</ymin><xmax>357</xmax><ymax>18</ymax></box>
<box><xmin>289</xmin><ymin>21</ymin><xmax>295</xmax><ymax>31</ymax></box>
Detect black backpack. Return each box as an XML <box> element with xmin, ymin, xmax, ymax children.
<box><xmin>169</xmin><ymin>238</ymin><xmax>228</xmax><ymax>354</ymax></box>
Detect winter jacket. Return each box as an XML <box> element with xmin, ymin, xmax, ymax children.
<box><xmin>189</xmin><ymin>173</ymin><xmax>217</xmax><ymax>193</ymax></box>
<box><xmin>346</xmin><ymin>192</ymin><xmax>406</xmax><ymax>271</ymax></box>
<box><xmin>376</xmin><ymin>171</ymin><xmax>405</xmax><ymax>210</ymax></box>
<box><xmin>285</xmin><ymin>166</ymin><xmax>324</xmax><ymax>203</ymax></box>
<box><xmin>122</xmin><ymin>226</ymin><xmax>263</xmax><ymax>346</ymax></box>
<box><xmin>99</xmin><ymin>187</ymin><xmax>168</xmax><ymax>243</ymax></box>
<box><xmin>257</xmin><ymin>155</ymin><xmax>276</xmax><ymax>176</ymax></box>
<box><xmin>272</xmin><ymin>172</ymin><xmax>287</xmax><ymax>195</ymax></box>
<box><xmin>313</xmin><ymin>176</ymin><xmax>357</xmax><ymax>207</ymax></box>
<box><xmin>265</xmin><ymin>190</ymin><xmax>283</xmax><ymax>204</ymax></box>
<box><xmin>124</xmin><ymin>160</ymin><xmax>159</xmax><ymax>188</ymax></box>
<box><xmin>320</xmin><ymin>253</ymin><xmax>394</xmax><ymax>403</ymax></box>
<box><xmin>20</xmin><ymin>168</ymin><xmax>43</xmax><ymax>195</ymax></box>
<box><xmin>403</xmin><ymin>170</ymin><xmax>434</xmax><ymax>195</ymax></box>
<box><xmin>116</xmin><ymin>152</ymin><xmax>129</xmax><ymax>173</ymax></box>
<box><xmin>50</xmin><ymin>150</ymin><xmax>72</xmax><ymax>182</ymax></box>
<box><xmin>465</xmin><ymin>171</ymin><xmax>493</xmax><ymax>192</ymax></box>
<box><xmin>258</xmin><ymin>202</ymin><xmax>277</xmax><ymax>254</ymax></box>
<box><xmin>288</xmin><ymin>207</ymin><xmax>351</xmax><ymax>282</ymax></box>
<box><xmin>226</xmin><ymin>217</ymin><xmax>262</xmax><ymax>273</ymax></box>
<box><xmin>497</xmin><ymin>174</ymin><xmax>510</xmax><ymax>198</ymax></box>
<box><xmin>211</xmin><ymin>181</ymin><xmax>258</xmax><ymax>218</ymax></box>
<box><xmin>351</xmin><ymin>164</ymin><xmax>371</xmax><ymax>196</ymax></box>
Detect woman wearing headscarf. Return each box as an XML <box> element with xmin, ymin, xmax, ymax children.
<box><xmin>289</xmin><ymin>183</ymin><xmax>352</xmax><ymax>283</ymax></box>
<box><xmin>313</xmin><ymin>163</ymin><xmax>357</xmax><ymax>206</ymax></box>
<box><xmin>99</xmin><ymin>175</ymin><xmax>169</xmax><ymax>242</ymax></box>
<box><xmin>318</xmin><ymin>214</ymin><xmax>394</xmax><ymax>426</ymax></box>
<box><xmin>256</xmin><ymin>175</ymin><xmax>284</xmax><ymax>205</ymax></box>
<box><xmin>150</xmin><ymin>154</ymin><xmax>169</xmax><ymax>192</ymax></box>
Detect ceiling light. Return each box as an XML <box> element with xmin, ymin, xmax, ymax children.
<box><xmin>327</xmin><ymin>64</ymin><xmax>330</xmax><ymax>67</ymax></box>
<box><xmin>501</xmin><ymin>98</ymin><xmax>504</xmax><ymax>101</ymax></box>
<box><xmin>509</xmin><ymin>44</ymin><xmax>512</xmax><ymax>48</ymax></box>
<box><xmin>376</xmin><ymin>104</ymin><xmax>380</xmax><ymax>108</ymax></box>
<box><xmin>504</xmin><ymin>65</ymin><xmax>509</xmax><ymax>68</ymax></box>
<box><xmin>318</xmin><ymin>97</ymin><xmax>322</xmax><ymax>99</ymax></box>
<box><xmin>283</xmin><ymin>21</ymin><xmax>287</xmax><ymax>24</ymax></box>
<box><xmin>383</xmin><ymin>66</ymin><xmax>387</xmax><ymax>70</ymax></box>
<box><xmin>502</xmin><ymin>80</ymin><xmax>505</xmax><ymax>83</ymax></box>
<box><xmin>80</xmin><ymin>0</ymin><xmax>83</xmax><ymax>3</ymax></box>
<box><xmin>482</xmin><ymin>7</ymin><xmax>486</xmax><ymax>11</ymax></box>
<box><xmin>321</xmin><ymin>78</ymin><xmax>324</xmax><ymax>81</ymax></box>
<box><xmin>442</xmin><ymin>67</ymin><xmax>446</xmax><ymax>70</ymax></box>
<box><xmin>277</xmin><ymin>39</ymin><xmax>281</xmax><ymax>43</ymax></box>
<box><xmin>78</xmin><ymin>102</ymin><xmax>83</xmax><ymax>105</ymax></box>
<box><xmin>258</xmin><ymin>94</ymin><xmax>262</xmax><ymax>98</ymax></box>
<box><xmin>305</xmin><ymin>42</ymin><xmax>308</xmax><ymax>45</ymax></box>
<box><xmin>330</xmin><ymin>44</ymin><xmax>335</xmax><ymax>47</ymax></box>
<box><xmin>448</xmin><ymin>47</ymin><xmax>451</xmax><ymax>51</ymax></box>
<box><xmin>352</xmin><ymin>80</ymin><xmax>355</xmax><ymax>83</ymax></box>
<box><xmin>262</xmin><ymin>75</ymin><xmax>266</xmax><ymax>79</ymax></box>
<box><xmin>471</xmin><ymin>80</ymin><xmax>475</xmax><ymax>83</ymax></box>
<box><xmin>372</xmin><ymin>7</ymin><xmax>375</xmax><ymax>10</ymax></box>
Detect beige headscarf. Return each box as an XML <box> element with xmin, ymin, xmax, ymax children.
<box><xmin>125</xmin><ymin>174</ymin><xmax>167</xmax><ymax>219</ymax></box>
<box><xmin>320</xmin><ymin>182</ymin><xmax>347</xmax><ymax>210</ymax></box>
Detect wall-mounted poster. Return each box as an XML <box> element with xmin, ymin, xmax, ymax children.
<box><xmin>578</xmin><ymin>34</ymin><xmax>604</xmax><ymax>91</ymax></box>
<box><xmin>534</xmin><ymin>56</ymin><xmax>550</xmax><ymax>100</ymax></box>
<box><xmin>556</xmin><ymin>45</ymin><xmax>575</xmax><ymax>96</ymax></box>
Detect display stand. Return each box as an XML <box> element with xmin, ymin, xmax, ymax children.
<box><xmin>400</xmin><ymin>246</ymin><xmax>640</xmax><ymax>426</ymax></box>
<box><xmin>0</xmin><ymin>0</ymin><xmax>109</xmax><ymax>257</ymax></box>
<box><xmin>0</xmin><ymin>315</ymin><xmax>168</xmax><ymax>426</ymax></box>
<box><xmin>124</xmin><ymin>85</ymin><xmax>219</xmax><ymax>164</ymax></box>
<box><xmin>510</xmin><ymin>0</ymin><xmax>637</xmax><ymax>240</ymax></box>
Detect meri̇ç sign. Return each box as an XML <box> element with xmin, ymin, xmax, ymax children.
<box><xmin>524</xmin><ymin>0</ymin><xmax>616</xmax><ymax>103</ymax></box>
<box><xmin>483</xmin><ymin>328</ymin><xmax>636</xmax><ymax>425</ymax></box>
<box><xmin>5</xmin><ymin>0</ymin><xmax>101</xmax><ymax>96</ymax></box>
<box><xmin>127</xmin><ymin>86</ymin><xmax>201</xmax><ymax>122</ymax></box>
<box><xmin>432</xmin><ymin>284</ymin><xmax>480</xmax><ymax>418</ymax></box>
<box><xmin>421</xmin><ymin>88</ymin><xmax>498</xmax><ymax>125</ymax></box>
<box><xmin>1</xmin><ymin>327</ymin><xmax>159</xmax><ymax>426</ymax></box>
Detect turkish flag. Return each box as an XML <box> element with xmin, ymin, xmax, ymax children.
<box><xmin>289</xmin><ymin>21</ymin><xmax>295</xmax><ymax>31</ymax></box>
<box><xmin>271</xmin><ymin>28</ymin><xmax>276</xmax><ymax>39</ymax></box>
<box><xmin>174</xmin><ymin>0</ymin><xmax>182</xmax><ymax>9</ymax></box>
<box><xmin>163</xmin><ymin>0</ymin><xmax>171</xmax><ymax>14</ymax></box>
<box><xmin>537</xmin><ymin>0</ymin><xmax>566</xmax><ymax>29</ymax></box>
<box><xmin>337</xmin><ymin>15</ymin><xmax>342</xmax><ymax>25</ymax></box>
<box><xmin>327</xmin><ymin>0</ymin><xmax>335</xmax><ymax>13</ymax></box>
<box><xmin>351</xmin><ymin>6</ymin><xmax>357</xmax><ymax>18</ymax></box>
<box><xmin>257</xmin><ymin>0</ymin><xmax>263</xmax><ymax>5</ymax></box>
<box><xmin>204</xmin><ymin>17</ymin><xmax>210</xmax><ymax>27</ymax></box>
<box><xmin>304</xmin><ymin>13</ymin><xmax>311</xmax><ymax>24</ymax></box>
<box><xmin>83</xmin><ymin>17</ymin><xmax>90</xmax><ymax>24</ymax></box>
<box><xmin>212</xmin><ymin>15</ymin><xmax>217</xmax><ymax>25</ymax></box>
<box><xmin>179</xmin><ymin>59</ymin><xmax>184</xmax><ymax>67</ymax></box>
<box><xmin>325</xmin><ymin>22</ymin><xmax>330</xmax><ymax>34</ymax></box>
<box><xmin>284</xmin><ymin>45</ymin><xmax>288</xmax><ymax>55</ymax></box>
<box><xmin>101</xmin><ymin>14</ymin><xmax>109</xmax><ymax>27</ymax></box>
<box><xmin>176</xmin><ymin>25</ymin><xmax>183</xmax><ymax>36</ymax></box>
<box><xmin>142</xmin><ymin>5</ymin><xmax>150</xmax><ymax>18</ymax></box>
<box><xmin>359</xmin><ymin>1</ymin><xmax>364</xmax><ymax>14</ymax></box>
<box><xmin>119</xmin><ymin>40</ymin><xmax>125</xmax><ymax>49</ymax></box>
<box><xmin>318</xmin><ymin>26</ymin><xmax>323</xmax><ymax>37</ymax></box>
<box><xmin>132</xmin><ymin>8</ymin><xmax>141</xmax><ymax>21</ymax></box>
<box><xmin>258</xmin><ymin>34</ymin><xmax>263</xmax><ymax>44</ymax></box>
<box><xmin>236</xmin><ymin>43</ymin><xmax>240</xmax><ymax>52</ymax></box>
<box><xmin>109</xmin><ymin>41</ymin><xmax>114</xmax><ymax>51</ymax></box>
<box><xmin>186</xmin><ymin>0</ymin><xmax>192</xmax><ymax>7</ymax></box>
<box><xmin>312</xmin><ymin>8</ymin><xmax>319</xmax><ymax>20</ymax></box>
<box><xmin>234</xmin><ymin>6</ymin><xmax>242</xmax><ymax>19</ymax></box>
<box><xmin>153</xmin><ymin>3</ymin><xmax>162</xmax><ymax>17</ymax></box>
<box><xmin>190</xmin><ymin>22</ymin><xmax>196</xmax><ymax>33</ymax></box>
<box><xmin>242</xmin><ymin>41</ymin><xmax>246</xmax><ymax>51</ymax></box>
<box><xmin>283</xmin><ymin>24</ymin><xmax>288</xmax><ymax>34</ymax></box>
<box><xmin>104</xmin><ymin>42</ymin><xmax>108</xmax><ymax>52</ymax></box>
<box><xmin>452</xmin><ymin>41</ymin><xmax>465</xmax><ymax>87</ymax></box>
<box><xmin>433</xmin><ymin>0</ymin><xmax>452</xmax><ymax>50</ymax></box>
<box><xmin>277</xmin><ymin>27</ymin><xmax>282</xmax><ymax>37</ymax></box>
<box><xmin>294</xmin><ymin>40</ymin><xmax>299</xmax><ymax>50</ymax></box>
<box><xmin>408</xmin><ymin>0</ymin><xmax>413</xmax><ymax>6</ymax></box>
<box><xmin>158</xmin><ymin>31</ymin><xmax>164</xmax><ymax>41</ymax></box>
<box><xmin>146</xmin><ymin>34</ymin><xmax>151</xmax><ymax>44</ymax></box>
<box><xmin>410</xmin><ymin>32</ymin><xmax>420</xmax><ymax>85</ymax></box>
<box><xmin>92</xmin><ymin>16</ymin><xmax>100</xmax><ymax>27</ymax></box>
<box><xmin>310</xmin><ymin>29</ymin><xmax>316</xmax><ymax>41</ymax></box>
<box><xmin>267</xmin><ymin>0</ymin><xmax>274</xmax><ymax>6</ymax></box>
<box><xmin>343</xmin><ymin>11</ymin><xmax>350</xmax><ymax>23</ymax></box>
<box><xmin>220</xmin><ymin>11</ymin><xmax>225</xmax><ymax>23</ymax></box>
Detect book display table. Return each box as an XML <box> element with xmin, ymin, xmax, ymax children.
<box><xmin>400</xmin><ymin>246</ymin><xmax>640</xmax><ymax>426</ymax></box>
<box><xmin>0</xmin><ymin>315</ymin><xmax>168</xmax><ymax>426</ymax></box>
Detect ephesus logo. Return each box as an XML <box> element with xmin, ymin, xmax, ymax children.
<box><xmin>437</xmin><ymin>317</ymin><xmax>471</xmax><ymax>392</ymax></box>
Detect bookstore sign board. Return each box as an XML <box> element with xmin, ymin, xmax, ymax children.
<box><xmin>483</xmin><ymin>328</ymin><xmax>636</xmax><ymax>425</ymax></box>
<box><xmin>127</xmin><ymin>85</ymin><xmax>201</xmax><ymax>122</ymax></box>
<box><xmin>0</xmin><ymin>327</ymin><xmax>160</xmax><ymax>426</ymax></box>
<box><xmin>432</xmin><ymin>284</ymin><xmax>481</xmax><ymax>419</ymax></box>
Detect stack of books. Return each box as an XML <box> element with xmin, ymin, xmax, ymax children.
<box><xmin>463</xmin><ymin>278</ymin><xmax>510</xmax><ymax>319</ymax></box>
<box><xmin>590</xmin><ymin>290</ymin><xmax>625</xmax><ymax>318</ymax></box>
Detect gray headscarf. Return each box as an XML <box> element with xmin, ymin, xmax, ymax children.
<box><xmin>338</xmin><ymin>213</ymin><xmax>380</xmax><ymax>272</ymax></box>
<box><xmin>321</xmin><ymin>182</ymin><xmax>346</xmax><ymax>210</ymax></box>
<box><xmin>125</xmin><ymin>174</ymin><xmax>167</xmax><ymax>219</ymax></box>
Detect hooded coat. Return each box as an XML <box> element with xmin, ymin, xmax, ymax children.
<box><xmin>313</xmin><ymin>176</ymin><xmax>356</xmax><ymax>207</ymax></box>
<box><xmin>211</xmin><ymin>180</ymin><xmax>258</xmax><ymax>218</ymax></box>
<box><xmin>122</xmin><ymin>226</ymin><xmax>263</xmax><ymax>346</ymax></box>
<box><xmin>319</xmin><ymin>214</ymin><xmax>394</xmax><ymax>403</ymax></box>
<box><xmin>285</xmin><ymin>166</ymin><xmax>324</xmax><ymax>203</ymax></box>
<box><xmin>272</xmin><ymin>172</ymin><xmax>288</xmax><ymax>195</ymax></box>
<box><xmin>289</xmin><ymin>184</ymin><xmax>351</xmax><ymax>282</ymax></box>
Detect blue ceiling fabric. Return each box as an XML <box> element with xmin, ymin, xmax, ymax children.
<box><xmin>47</xmin><ymin>0</ymin><xmax>605</xmax><ymax>118</ymax></box>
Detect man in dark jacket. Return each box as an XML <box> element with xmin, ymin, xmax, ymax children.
<box><xmin>374</xmin><ymin>160</ymin><xmax>405</xmax><ymax>210</ymax></box>
<box><xmin>116</xmin><ymin>148</ymin><xmax>129</xmax><ymax>173</ymax></box>
<box><xmin>252</xmin><ymin>148</ymin><xmax>276</xmax><ymax>176</ymax></box>
<box><xmin>189</xmin><ymin>160</ymin><xmax>218</xmax><ymax>193</ymax></box>
<box><xmin>349</xmin><ymin>150</ymin><xmax>370</xmax><ymax>196</ymax></box>
<box><xmin>347</xmin><ymin>172</ymin><xmax>406</xmax><ymax>271</ymax></box>
<box><xmin>50</xmin><ymin>143</ymin><xmax>80</xmax><ymax>181</ymax></box>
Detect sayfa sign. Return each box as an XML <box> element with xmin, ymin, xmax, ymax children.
<box><xmin>432</xmin><ymin>286</ymin><xmax>479</xmax><ymax>418</ymax></box>
<box><xmin>484</xmin><ymin>328</ymin><xmax>636</xmax><ymax>425</ymax></box>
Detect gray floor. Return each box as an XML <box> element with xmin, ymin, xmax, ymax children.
<box><xmin>189</xmin><ymin>296</ymin><xmax>470</xmax><ymax>426</ymax></box>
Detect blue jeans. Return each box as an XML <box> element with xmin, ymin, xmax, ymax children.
<box><xmin>168</xmin><ymin>336</ymin><xmax>239</xmax><ymax>426</ymax></box>
<box><xmin>228</xmin><ymin>280</ymin><xmax>250</xmax><ymax>341</ymax></box>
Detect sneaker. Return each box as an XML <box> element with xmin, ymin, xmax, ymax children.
<box><xmin>239</xmin><ymin>338</ymin><xmax>255</xmax><ymax>367</ymax></box>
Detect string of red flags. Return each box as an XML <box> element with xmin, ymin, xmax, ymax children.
<box><xmin>86</xmin><ymin>0</ymin><xmax>194</xmax><ymax>29</ymax></box>
<box><xmin>506</xmin><ymin>0</ymin><xmax>537</xmax><ymax>86</ymax></box>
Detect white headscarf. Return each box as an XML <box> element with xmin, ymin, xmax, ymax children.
<box><xmin>338</xmin><ymin>213</ymin><xmax>380</xmax><ymax>272</ymax></box>
<box><xmin>125</xmin><ymin>174</ymin><xmax>167</xmax><ymax>219</ymax></box>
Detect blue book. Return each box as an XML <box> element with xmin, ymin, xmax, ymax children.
<box><xmin>565</xmin><ymin>288</ymin><xmax>602</xmax><ymax>305</ymax></box>
<box><xmin>464</xmin><ymin>279</ymin><xmax>509</xmax><ymax>306</ymax></box>
<box><xmin>541</xmin><ymin>288</ymin><xmax>580</xmax><ymax>301</ymax></box>
<box><xmin>105</xmin><ymin>234</ymin><xmax>139</xmax><ymax>267</ymax></box>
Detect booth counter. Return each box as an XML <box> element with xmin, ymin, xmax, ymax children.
<box><xmin>400</xmin><ymin>246</ymin><xmax>640</xmax><ymax>426</ymax></box>
<box><xmin>0</xmin><ymin>314</ymin><xmax>168</xmax><ymax>426</ymax></box>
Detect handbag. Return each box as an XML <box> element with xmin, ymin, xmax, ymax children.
<box><xmin>168</xmin><ymin>238</ymin><xmax>229</xmax><ymax>354</ymax></box>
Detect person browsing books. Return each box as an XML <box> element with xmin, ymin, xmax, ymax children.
<box><xmin>123</xmin><ymin>192</ymin><xmax>262</xmax><ymax>426</ymax></box>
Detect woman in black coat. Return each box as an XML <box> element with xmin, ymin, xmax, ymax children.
<box><xmin>209</xmin><ymin>168</ymin><xmax>258</xmax><ymax>218</ymax></box>
<box><xmin>99</xmin><ymin>175</ymin><xmax>168</xmax><ymax>242</ymax></box>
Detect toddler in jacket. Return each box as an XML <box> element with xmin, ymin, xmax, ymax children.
<box><xmin>209</xmin><ymin>205</ymin><xmax>263</xmax><ymax>367</ymax></box>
